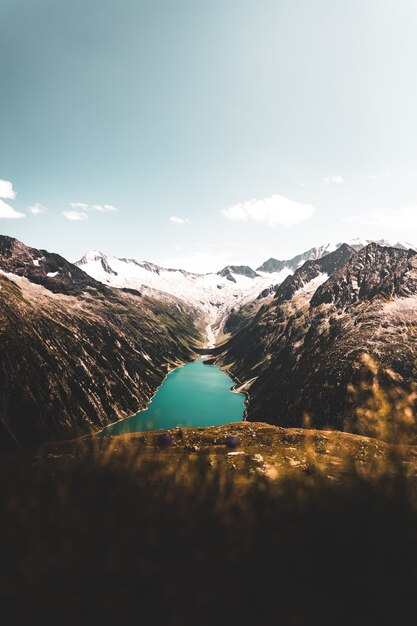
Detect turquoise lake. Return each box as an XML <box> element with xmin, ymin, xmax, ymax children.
<box><xmin>101</xmin><ymin>359</ymin><xmax>245</xmax><ymax>435</ymax></box>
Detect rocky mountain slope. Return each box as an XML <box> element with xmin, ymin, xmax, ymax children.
<box><xmin>256</xmin><ymin>239</ymin><xmax>416</xmax><ymax>272</ymax></box>
<box><xmin>256</xmin><ymin>242</ymin><xmax>341</xmax><ymax>273</ymax></box>
<box><xmin>0</xmin><ymin>235</ymin><xmax>109</xmax><ymax>296</ymax></box>
<box><xmin>0</xmin><ymin>236</ymin><xmax>202</xmax><ymax>448</ymax></box>
<box><xmin>211</xmin><ymin>243</ymin><xmax>417</xmax><ymax>440</ymax></box>
<box><xmin>223</xmin><ymin>243</ymin><xmax>355</xmax><ymax>335</ymax></box>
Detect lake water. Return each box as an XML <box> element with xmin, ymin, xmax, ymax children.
<box><xmin>101</xmin><ymin>359</ymin><xmax>245</xmax><ymax>435</ymax></box>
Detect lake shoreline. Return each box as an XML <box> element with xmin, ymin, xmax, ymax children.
<box><xmin>100</xmin><ymin>320</ymin><xmax>247</xmax><ymax>436</ymax></box>
<box><xmin>202</xmin><ymin>359</ymin><xmax>250</xmax><ymax>421</ymax></box>
<box><xmin>98</xmin><ymin>357</ymin><xmax>193</xmax><ymax>435</ymax></box>
<box><xmin>201</xmin><ymin>323</ymin><xmax>251</xmax><ymax>422</ymax></box>
<box><xmin>101</xmin><ymin>355</ymin><xmax>246</xmax><ymax>436</ymax></box>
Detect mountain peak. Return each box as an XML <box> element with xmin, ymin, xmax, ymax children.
<box><xmin>256</xmin><ymin>243</ymin><xmax>338</xmax><ymax>274</ymax></box>
<box><xmin>273</xmin><ymin>243</ymin><xmax>355</xmax><ymax>305</ymax></box>
<box><xmin>347</xmin><ymin>237</ymin><xmax>417</xmax><ymax>252</ymax></box>
<box><xmin>77</xmin><ymin>250</ymin><xmax>106</xmax><ymax>264</ymax></box>
<box><xmin>0</xmin><ymin>234</ymin><xmax>35</xmax><ymax>262</ymax></box>
<box><xmin>257</xmin><ymin>239</ymin><xmax>417</xmax><ymax>275</ymax></box>
<box><xmin>0</xmin><ymin>235</ymin><xmax>109</xmax><ymax>296</ymax></box>
<box><xmin>76</xmin><ymin>250</ymin><xmax>117</xmax><ymax>276</ymax></box>
<box><xmin>217</xmin><ymin>265</ymin><xmax>259</xmax><ymax>279</ymax></box>
<box><xmin>311</xmin><ymin>242</ymin><xmax>417</xmax><ymax>308</ymax></box>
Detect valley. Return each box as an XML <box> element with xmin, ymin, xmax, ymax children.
<box><xmin>2</xmin><ymin>234</ymin><xmax>417</xmax><ymax>624</ymax></box>
<box><xmin>78</xmin><ymin>237</ymin><xmax>417</xmax><ymax>443</ymax></box>
<box><xmin>1</xmin><ymin>233</ymin><xmax>417</xmax><ymax>447</ymax></box>
<box><xmin>77</xmin><ymin>237</ymin><xmax>417</xmax><ymax>343</ymax></box>
<box><xmin>4</xmin><ymin>5</ymin><xmax>417</xmax><ymax>623</ymax></box>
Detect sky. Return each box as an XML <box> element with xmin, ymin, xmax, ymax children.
<box><xmin>1</xmin><ymin>0</ymin><xmax>417</xmax><ymax>272</ymax></box>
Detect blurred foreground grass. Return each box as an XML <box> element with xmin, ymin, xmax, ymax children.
<box><xmin>1</xmin><ymin>421</ymin><xmax>417</xmax><ymax>626</ymax></box>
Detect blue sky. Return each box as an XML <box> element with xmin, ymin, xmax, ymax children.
<box><xmin>1</xmin><ymin>0</ymin><xmax>417</xmax><ymax>271</ymax></box>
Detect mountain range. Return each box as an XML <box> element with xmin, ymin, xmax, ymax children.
<box><xmin>1</xmin><ymin>233</ymin><xmax>417</xmax><ymax>447</ymax></box>
<box><xmin>76</xmin><ymin>238</ymin><xmax>416</xmax><ymax>334</ymax></box>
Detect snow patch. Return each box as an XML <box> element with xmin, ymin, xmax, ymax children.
<box><xmin>293</xmin><ymin>273</ymin><xmax>329</xmax><ymax>304</ymax></box>
<box><xmin>205</xmin><ymin>324</ymin><xmax>216</xmax><ymax>349</ymax></box>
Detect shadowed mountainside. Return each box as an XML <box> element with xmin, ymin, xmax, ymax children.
<box><xmin>0</xmin><ymin>236</ymin><xmax>203</xmax><ymax>448</ymax></box>
<box><xmin>213</xmin><ymin>244</ymin><xmax>417</xmax><ymax>437</ymax></box>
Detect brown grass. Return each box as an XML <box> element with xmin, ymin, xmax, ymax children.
<box><xmin>1</xmin><ymin>422</ymin><xmax>416</xmax><ymax>626</ymax></box>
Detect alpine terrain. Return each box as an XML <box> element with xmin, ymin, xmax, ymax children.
<box><xmin>0</xmin><ymin>235</ymin><xmax>202</xmax><ymax>448</ymax></box>
<box><xmin>2</xmin><ymin>233</ymin><xmax>417</xmax><ymax>447</ymax></box>
<box><xmin>211</xmin><ymin>243</ymin><xmax>417</xmax><ymax>441</ymax></box>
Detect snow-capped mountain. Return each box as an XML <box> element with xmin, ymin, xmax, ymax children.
<box><xmin>347</xmin><ymin>238</ymin><xmax>417</xmax><ymax>252</ymax></box>
<box><xmin>76</xmin><ymin>238</ymin><xmax>417</xmax><ymax>342</ymax></box>
<box><xmin>256</xmin><ymin>239</ymin><xmax>416</xmax><ymax>273</ymax></box>
<box><xmin>76</xmin><ymin>251</ymin><xmax>292</xmax><ymax>333</ymax></box>
<box><xmin>3</xmin><ymin>233</ymin><xmax>417</xmax><ymax>446</ymax></box>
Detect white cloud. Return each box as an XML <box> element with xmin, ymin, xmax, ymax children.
<box><xmin>92</xmin><ymin>204</ymin><xmax>118</xmax><ymax>212</ymax></box>
<box><xmin>169</xmin><ymin>216</ymin><xmax>189</xmax><ymax>224</ymax></box>
<box><xmin>63</xmin><ymin>210</ymin><xmax>89</xmax><ymax>221</ymax></box>
<box><xmin>0</xmin><ymin>179</ymin><xmax>16</xmax><ymax>200</ymax></box>
<box><xmin>69</xmin><ymin>202</ymin><xmax>89</xmax><ymax>209</ymax></box>
<box><xmin>222</xmin><ymin>194</ymin><xmax>316</xmax><ymax>227</ymax></box>
<box><xmin>346</xmin><ymin>206</ymin><xmax>417</xmax><ymax>229</ymax></box>
<box><xmin>324</xmin><ymin>175</ymin><xmax>344</xmax><ymax>185</ymax></box>
<box><xmin>28</xmin><ymin>203</ymin><xmax>47</xmax><ymax>215</ymax></box>
<box><xmin>68</xmin><ymin>202</ymin><xmax>118</xmax><ymax>213</ymax></box>
<box><xmin>0</xmin><ymin>179</ymin><xmax>24</xmax><ymax>218</ymax></box>
<box><xmin>0</xmin><ymin>199</ymin><xmax>25</xmax><ymax>220</ymax></box>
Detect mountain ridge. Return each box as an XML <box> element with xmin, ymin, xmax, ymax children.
<box><xmin>256</xmin><ymin>239</ymin><xmax>417</xmax><ymax>274</ymax></box>
<box><xmin>76</xmin><ymin>238</ymin><xmax>417</xmax><ymax>320</ymax></box>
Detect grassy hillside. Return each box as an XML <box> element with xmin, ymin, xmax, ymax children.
<box><xmin>1</xmin><ymin>422</ymin><xmax>416</xmax><ymax>625</ymax></box>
